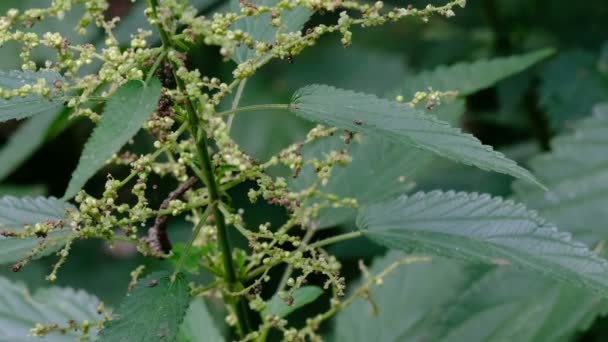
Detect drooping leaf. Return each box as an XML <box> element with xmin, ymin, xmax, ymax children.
<box><xmin>357</xmin><ymin>190</ymin><xmax>608</xmax><ymax>295</ymax></box>
<box><xmin>0</xmin><ymin>109</ymin><xmax>62</xmax><ymax>181</ymax></box>
<box><xmin>177</xmin><ymin>297</ymin><xmax>224</xmax><ymax>342</ymax></box>
<box><xmin>539</xmin><ymin>50</ymin><xmax>608</xmax><ymax>130</ymax></box>
<box><xmin>230</xmin><ymin>0</ymin><xmax>312</xmax><ymax>64</ymax></box>
<box><xmin>262</xmin><ymin>286</ymin><xmax>323</xmax><ymax>319</ymax></box>
<box><xmin>0</xmin><ymin>196</ymin><xmax>76</xmax><ymax>265</ymax></box>
<box><xmin>63</xmin><ymin>79</ymin><xmax>162</xmax><ymax>200</ymax></box>
<box><xmin>0</xmin><ymin>276</ymin><xmax>104</xmax><ymax>341</ymax></box>
<box><xmin>400</xmin><ymin>49</ymin><xmax>554</xmax><ymax>97</ymax></box>
<box><xmin>332</xmin><ymin>252</ymin><xmax>481</xmax><ymax>342</ymax></box>
<box><xmin>98</xmin><ymin>272</ymin><xmax>190</xmax><ymax>342</ymax></box>
<box><xmin>290</xmin><ymin>85</ymin><xmax>542</xmax><ymax>187</ymax></box>
<box><xmin>0</xmin><ymin>70</ymin><xmax>67</xmax><ymax>122</ymax></box>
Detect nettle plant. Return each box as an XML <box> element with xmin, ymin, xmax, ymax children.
<box><xmin>1</xmin><ymin>0</ymin><xmax>608</xmax><ymax>341</ymax></box>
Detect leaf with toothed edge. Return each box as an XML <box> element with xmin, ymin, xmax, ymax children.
<box><xmin>400</xmin><ymin>49</ymin><xmax>554</xmax><ymax>98</ymax></box>
<box><xmin>0</xmin><ymin>196</ymin><xmax>76</xmax><ymax>265</ymax></box>
<box><xmin>0</xmin><ymin>70</ymin><xmax>67</xmax><ymax>122</ymax></box>
<box><xmin>0</xmin><ymin>276</ymin><xmax>105</xmax><ymax>341</ymax></box>
<box><xmin>290</xmin><ymin>85</ymin><xmax>544</xmax><ymax>188</ymax></box>
<box><xmin>63</xmin><ymin>78</ymin><xmax>162</xmax><ymax>200</ymax></box>
<box><xmin>98</xmin><ymin>272</ymin><xmax>190</xmax><ymax>342</ymax></box>
<box><xmin>357</xmin><ymin>190</ymin><xmax>608</xmax><ymax>295</ymax></box>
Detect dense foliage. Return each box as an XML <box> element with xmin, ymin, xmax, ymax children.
<box><xmin>0</xmin><ymin>0</ymin><xmax>607</xmax><ymax>341</ymax></box>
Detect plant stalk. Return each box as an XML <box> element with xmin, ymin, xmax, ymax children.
<box><xmin>148</xmin><ymin>0</ymin><xmax>252</xmax><ymax>336</ymax></box>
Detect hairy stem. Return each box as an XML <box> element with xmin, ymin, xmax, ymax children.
<box><xmin>148</xmin><ymin>0</ymin><xmax>251</xmax><ymax>336</ymax></box>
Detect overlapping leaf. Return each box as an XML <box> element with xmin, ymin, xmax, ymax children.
<box><xmin>428</xmin><ymin>268</ymin><xmax>606</xmax><ymax>342</ymax></box>
<box><xmin>291</xmin><ymin>85</ymin><xmax>542</xmax><ymax>187</ymax></box>
<box><xmin>0</xmin><ymin>196</ymin><xmax>75</xmax><ymax>265</ymax></box>
<box><xmin>99</xmin><ymin>272</ymin><xmax>190</xmax><ymax>342</ymax></box>
<box><xmin>0</xmin><ymin>276</ymin><xmax>104</xmax><ymax>341</ymax></box>
<box><xmin>0</xmin><ymin>70</ymin><xmax>66</xmax><ymax>122</ymax></box>
<box><xmin>514</xmin><ymin>103</ymin><xmax>608</xmax><ymax>245</ymax></box>
<box><xmin>63</xmin><ymin>79</ymin><xmax>162</xmax><ymax>200</ymax></box>
<box><xmin>357</xmin><ymin>190</ymin><xmax>608</xmax><ymax>295</ymax></box>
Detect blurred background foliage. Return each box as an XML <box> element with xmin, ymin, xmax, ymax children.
<box><xmin>0</xmin><ymin>0</ymin><xmax>607</xmax><ymax>340</ymax></box>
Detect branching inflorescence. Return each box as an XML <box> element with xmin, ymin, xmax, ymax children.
<box><xmin>0</xmin><ymin>0</ymin><xmax>466</xmax><ymax>340</ymax></box>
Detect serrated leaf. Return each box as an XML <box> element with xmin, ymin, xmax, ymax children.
<box><xmin>539</xmin><ymin>50</ymin><xmax>608</xmax><ymax>130</ymax></box>
<box><xmin>99</xmin><ymin>272</ymin><xmax>190</xmax><ymax>342</ymax></box>
<box><xmin>514</xmin><ymin>103</ymin><xmax>608</xmax><ymax>245</ymax></box>
<box><xmin>332</xmin><ymin>252</ymin><xmax>479</xmax><ymax>342</ymax></box>
<box><xmin>290</xmin><ymin>85</ymin><xmax>542</xmax><ymax>187</ymax></box>
<box><xmin>401</xmin><ymin>49</ymin><xmax>554</xmax><ymax>97</ymax></box>
<box><xmin>357</xmin><ymin>190</ymin><xmax>608</xmax><ymax>295</ymax></box>
<box><xmin>230</xmin><ymin>0</ymin><xmax>311</xmax><ymax>64</ymax></box>
<box><xmin>428</xmin><ymin>268</ymin><xmax>606</xmax><ymax>342</ymax></box>
<box><xmin>0</xmin><ymin>276</ymin><xmax>104</xmax><ymax>341</ymax></box>
<box><xmin>0</xmin><ymin>70</ymin><xmax>66</xmax><ymax>122</ymax></box>
<box><xmin>0</xmin><ymin>196</ymin><xmax>76</xmax><ymax>265</ymax></box>
<box><xmin>408</xmin><ymin>107</ymin><xmax>608</xmax><ymax>342</ymax></box>
<box><xmin>0</xmin><ymin>108</ymin><xmax>62</xmax><ymax>181</ymax></box>
<box><xmin>177</xmin><ymin>298</ymin><xmax>224</xmax><ymax>342</ymax></box>
<box><xmin>63</xmin><ymin>79</ymin><xmax>162</xmax><ymax>200</ymax></box>
<box><xmin>262</xmin><ymin>286</ymin><xmax>322</xmax><ymax>319</ymax></box>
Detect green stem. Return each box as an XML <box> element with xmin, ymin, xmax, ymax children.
<box><xmin>218</xmin><ymin>103</ymin><xmax>290</xmax><ymax>117</ymax></box>
<box><xmin>226</xmin><ymin>79</ymin><xmax>248</xmax><ymax>132</ymax></box>
<box><xmin>307</xmin><ymin>231</ymin><xmax>363</xmax><ymax>249</ymax></box>
<box><xmin>173</xmin><ymin>204</ymin><xmax>214</xmax><ymax>277</ymax></box>
<box><xmin>148</xmin><ymin>0</ymin><xmax>251</xmax><ymax>336</ymax></box>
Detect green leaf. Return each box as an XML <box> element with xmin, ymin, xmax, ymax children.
<box><xmin>99</xmin><ymin>272</ymin><xmax>190</xmax><ymax>342</ymax></box>
<box><xmin>0</xmin><ymin>70</ymin><xmax>66</xmax><ymax>122</ymax></box>
<box><xmin>0</xmin><ymin>196</ymin><xmax>76</xmax><ymax>265</ymax></box>
<box><xmin>290</xmin><ymin>85</ymin><xmax>542</xmax><ymax>187</ymax></box>
<box><xmin>230</xmin><ymin>0</ymin><xmax>312</xmax><ymax>64</ymax></box>
<box><xmin>168</xmin><ymin>243</ymin><xmax>204</xmax><ymax>275</ymax></box>
<box><xmin>332</xmin><ymin>252</ymin><xmax>479</xmax><ymax>342</ymax></box>
<box><xmin>262</xmin><ymin>286</ymin><xmax>323</xmax><ymax>319</ymax></box>
<box><xmin>408</xmin><ymin>106</ymin><xmax>608</xmax><ymax>342</ymax></box>
<box><xmin>63</xmin><ymin>79</ymin><xmax>162</xmax><ymax>200</ymax></box>
<box><xmin>0</xmin><ymin>276</ymin><xmax>104</xmax><ymax>341</ymax></box>
<box><xmin>400</xmin><ymin>49</ymin><xmax>554</xmax><ymax>97</ymax></box>
<box><xmin>514</xmin><ymin>103</ymin><xmax>608</xmax><ymax>245</ymax></box>
<box><xmin>539</xmin><ymin>50</ymin><xmax>608</xmax><ymax>130</ymax></box>
<box><xmin>428</xmin><ymin>268</ymin><xmax>607</xmax><ymax>342</ymax></box>
<box><xmin>178</xmin><ymin>298</ymin><xmax>224</xmax><ymax>342</ymax></box>
<box><xmin>357</xmin><ymin>190</ymin><xmax>608</xmax><ymax>295</ymax></box>
<box><xmin>0</xmin><ymin>109</ymin><xmax>62</xmax><ymax>181</ymax></box>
